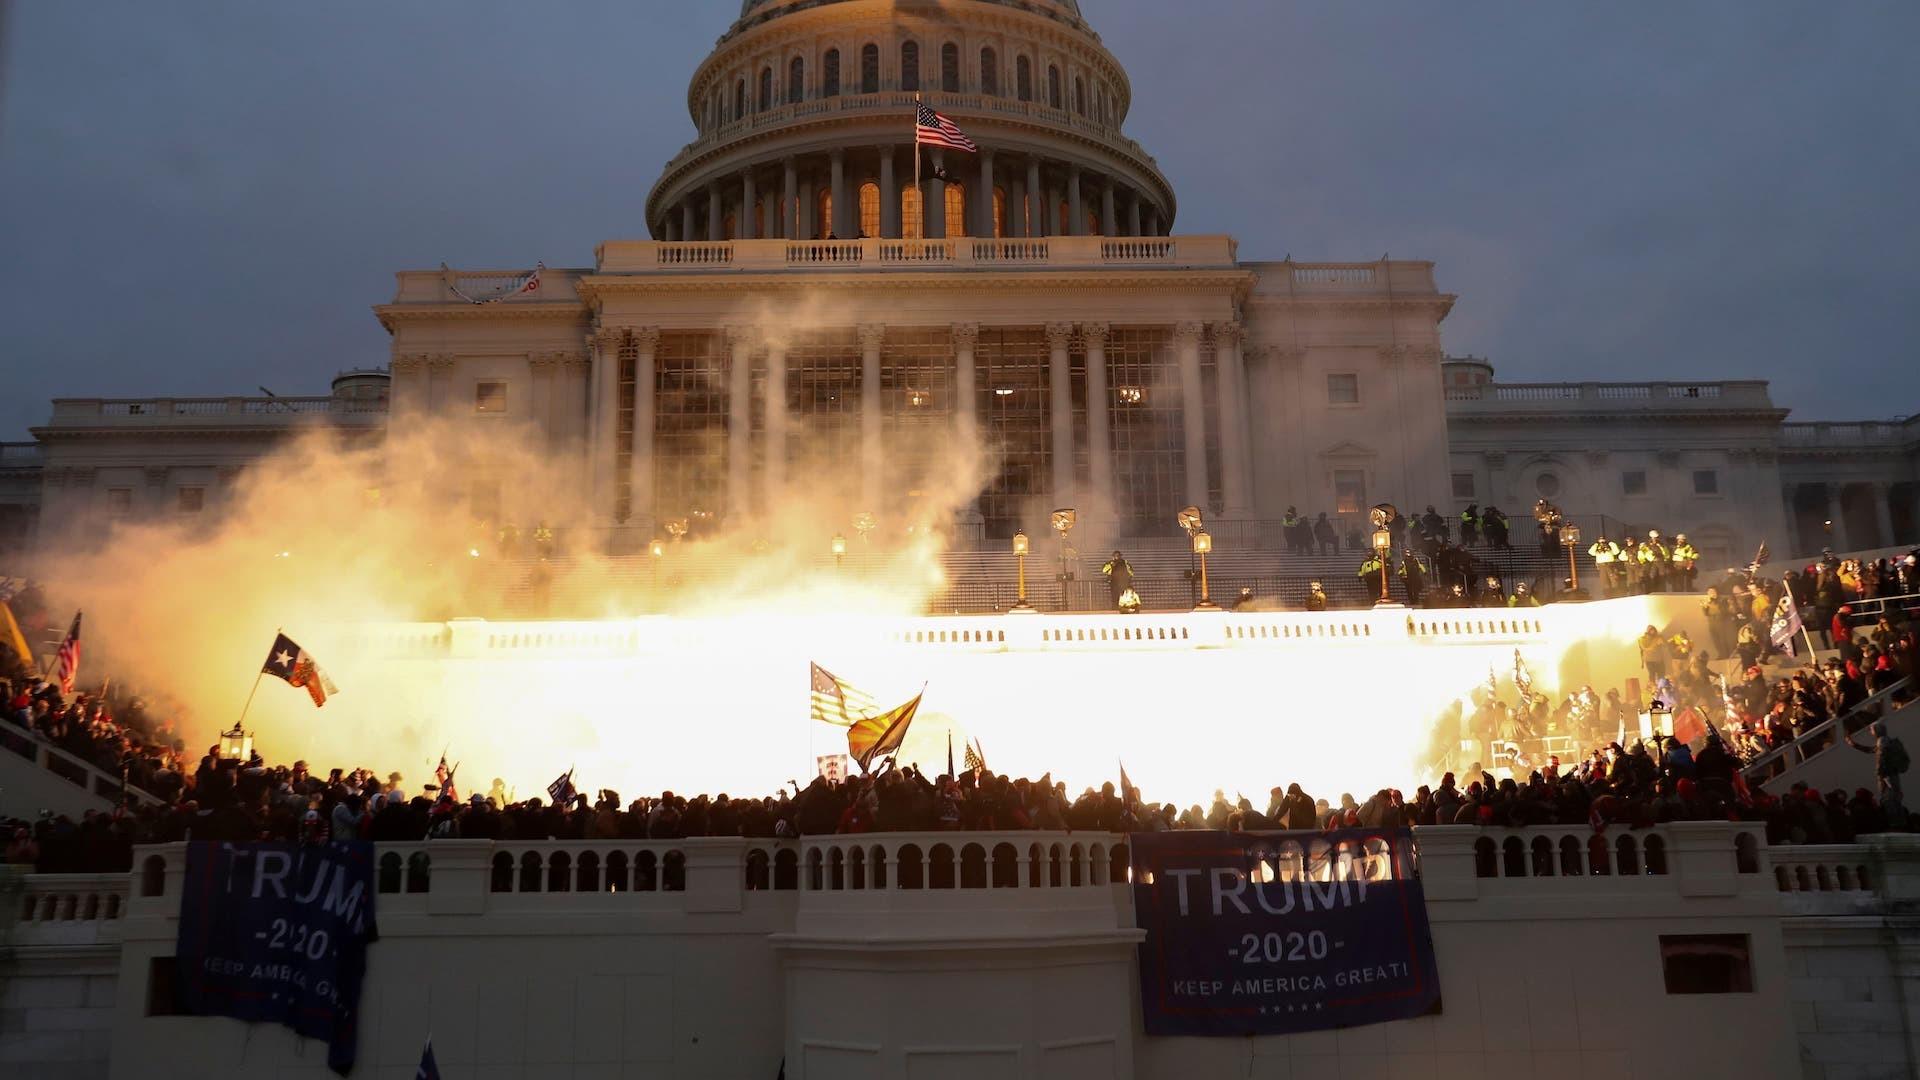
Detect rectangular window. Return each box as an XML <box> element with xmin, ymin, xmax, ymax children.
<box><xmin>1693</xmin><ymin>469</ymin><xmax>1719</xmax><ymax>495</ymax></box>
<box><xmin>106</xmin><ymin>488</ymin><xmax>132</xmax><ymax>516</ymax></box>
<box><xmin>1451</xmin><ymin>473</ymin><xmax>1474</xmax><ymax>499</ymax></box>
<box><xmin>1334</xmin><ymin>469</ymin><xmax>1366</xmax><ymax>515</ymax></box>
<box><xmin>1660</xmin><ymin>934</ymin><xmax>1752</xmax><ymax>994</ymax></box>
<box><xmin>146</xmin><ymin>956</ymin><xmax>180</xmax><ymax>1016</ymax></box>
<box><xmin>474</xmin><ymin>381</ymin><xmax>507</xmax><ymax>414</ymax></box>
<box><xmin>1622</xmin><ymin>470</ymin><xmax>1647</xmax><ymax>496</ymax></box>
<box><xmin>1327</xmin><ymin>373</ymin><xmax>1359</xmax><ymax>405</ymax></box>
<box><xmin>176</xmin><ymin>487</ymin><xmax>204</xmax><ymax>513</ymax></box>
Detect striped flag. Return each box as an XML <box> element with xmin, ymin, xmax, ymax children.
<box><xmin>262</xmin><ymin>633</ymin><xmax>338</xmax><ymax>707</ymax></box>
<box><xmin>915</xmin><ymin>102</ymin><xmax>977</xmax><ymax>152</ymax></box>
<box><xmin>963</xmin><ymin>738</ymin><xmax>985</xmax><ymax>774</ymax></box>
<box><xmin>847</xmin><ymin>689</ymin><xmax>924</xmax><ymax>772</ymax></box>
<box><xmin>810</xmin><ymin>662</ymin><xmax>879</xmax><ymax>726</ymax></box>
<box><xmin>53</xmin><ymin>611</ymin><xmax>81</xmax><ymax>694</ymax></box>
<box><xmin>547</xmin><ymin>767</ymin><xmax>577</xmax><ymax>808</ymax></box>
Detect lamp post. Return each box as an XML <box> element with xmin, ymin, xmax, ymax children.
<box><xmin>1192</xmin><ymin>529</ymin><xmax>1218</xmax><ymax>610</ymax></box>
<box><xmin>1011</xmin><ymin>531</ymin><xmax>1035</xmax><ymax>612</ymax></box>
<box><xmin>1559</xmin><ymin>523</ymin><xmax>1583</xmax><ymax>598</ymax></box>
<box><xmin>1372</xmin><ymin>527</ymin><xmax>1393</xmax><ymax>604</ymax></box>
<box><xmin>831</xmin><ymin>533</ymin><xmax>847</xmax><ymax>569</ymax></box>
<box><xmin>220</xmin><ymin>722</ymin><xmax>252</xmax><ymax>763</ymax></box>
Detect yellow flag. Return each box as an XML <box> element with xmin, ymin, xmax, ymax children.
<box><xmin>0</xmin><ymin>601</ymin><xmax>32</xmax><ymax>674</ymax></box>
<box><xmin>847</xmin><ymin>689</ymin><xmax>924</xmax><ymax>772</ymax></box>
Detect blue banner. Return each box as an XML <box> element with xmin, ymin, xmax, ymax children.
<box><xmin>174</xmin><ymin>842</ymin><xmax>380</xmax><ymax>1074</ymax></box>
<box><xmin>1131</xmin><ymin>828</ymin><xmax>1440</xmax><ymax>1036</ymax></box>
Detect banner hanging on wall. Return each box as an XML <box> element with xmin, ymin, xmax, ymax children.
<box><xmin>174</xmin><ymin>842</ymin><xmax>380</xmax><ymax>1075</ymax></box>
<box><xmin>1130</xmin><ymin>828</ymin><xmax>1440</xmax><ymax>1036</ymax></box>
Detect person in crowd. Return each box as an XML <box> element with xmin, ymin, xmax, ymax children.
<box><xmin>1101</xmin><ymin>550</ymin><xmax>1133</xmax><ymax>612</ymax></box>
<box><xmin>1312</xmin><ymin>512</ymin><xmax>1338</xmax><ymax>556</ymax></box>
<box><xmin>1302</xmin><ymin>580</ymin><xmax>1328</xmax><ymax>612</ymax></box>
<box><xmin>1482</xmin><ymin>506</ymin><xmax>1511</xmax><ymax>551</ymax></box>
<box><xmin>1459</xmin><ymin>505</ymin><xmax>1480</xmax><ymax>548</ymax></box>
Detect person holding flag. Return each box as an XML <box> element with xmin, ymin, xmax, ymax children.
<box><xmin>846</xmin><ymin>687</ymin><xmax>925</xmax><ymax>773</ymax></box>
<box><xmin>435</xmin><ymin>752</ymin><xmax>460</xmax><ymax>802</ymax></box>
<box><xmin>548</xmin><ymin>767</ymin><xmax>577</xmax><ymax>809</ymax></box>
<box><xmin>51</xmin><ymin>611</ymin><xmax>81</xmax><ymax>694</ymax></box>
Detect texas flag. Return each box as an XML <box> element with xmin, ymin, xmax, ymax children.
<box><xmin>262</xmin><ymin>633</ymin><xmax>339</xmax><ymax>707</ymax></box>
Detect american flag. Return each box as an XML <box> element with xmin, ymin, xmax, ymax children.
<box><xmin>915</xmin><ymin>102</ymin><xmax>977</xmax><ymax>152</ymax></box>
<box><xmin>963</xmin><ymin>738</ymin><xmax>985</xmax><ymax>774</ymax></box>
<box><xmin>53</xmin><ymin>611</ymin><xmax>81</xmax><ymax>694</ymax></box>
<box><xmin>810</xmin><ymin>662</ymin><xmax>879</xmax><ymax>726</ymax></box>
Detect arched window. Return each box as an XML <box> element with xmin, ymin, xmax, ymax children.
<box><xmin>860</xmin><ymin>43</ymin><xmax>879</xmax><ymax>93</ymax></box>
<box><xmin>823</xmin><ymin>48</ymin><xmax>841</xmax><ymax>97</ymax></box>
<box><xmin>980</xmin><ymin>47</ymin><xmax>999</xmax><ymax>96</ymax></box>
<box><xmin>1075</xmin><ymin>75</ymin><xmax>1086</xmax><ymax>115</ymax></box>
<box><xmin>900</xmin><ymin>41</ymin><xmax>920</xmax><ymax>91</ymax></box>
<box><xmin>902</xmin><ymin>185</ymin><xmax>924</xmax><ymax>240</ymax></box>
<box><xmin>816</xmin><ymin>188</ymin><xmax>833</xmax><ymax>238</ymax></box>
<box><xmin>944</xmin><ymin>182</ymin><xmax>967</xmax><ymax>237</ymax></box>
<box><xmin>992</xmin><ymin>186</ymin><xmax>1007</xmax><ymax>238</ymax></box>
<box><xmin>858</xmin><ymin>180</ymin><xmax>880</xmax><ymax>238</ymax></box>
<box><xmin>1047</xmin><ymin>64</ymin><xmax>1061</xmax><ymax>108</ymax></box>
<box><xmin>941</xmin><ymin>43</ymin><xmax>960</xmax><ymax>92</ymax></box>
<box><xmin>733</xmin><ymin>78</ymin><xmax>745</xmax><ymax>121</ymax></box>
<box><xmin>1016</xmin><ymin>56</ymin><xmax>1032</xmax><ymax>101</ymax></box>
<box><xmin>788</xmin><ymin>56</ymin><xmax>804</xmax><ymax>103</ymax></box>
<box><xmin>758</xmin><ymin>66</ymin><xmax>773</xmax><ymax>111</ymax></box>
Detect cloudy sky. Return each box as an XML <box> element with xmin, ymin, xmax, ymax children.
<box><xmin>1</xmin><ymin>1</ymin><xmax>1915</xmax><ymax>438</ymax></box>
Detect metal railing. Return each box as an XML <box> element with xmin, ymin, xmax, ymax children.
<box><xmin>1740</xmin><ymin>677</ymin><xmax>1914</xmax><ymax>782</ymax></box>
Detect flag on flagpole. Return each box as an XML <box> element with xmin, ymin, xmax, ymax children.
<box><xmin>415</xmin><ymin>1036</ymin><xmax>441</xmax><ymax>1080</ymax></box>
<box><xmin>1769</xmin><ymin>589</ymin><xmax>1804</xmax><ymax>657</ymax></box>
<box><xmin>847</xmin><ymin>688</ymin><xmax>924</xmax><ymax>772</ymax></box>
<box><xmin>963</xmin><ymin>737</ymin><xmax>985</xmax><ymax>774</ymax></box>
<box><xmin>0</xmin><ymin>599</ymin><xmax>33</xmax><ymax>674</ymax></box>
<box><xmin>261</xmin><ymin>633</ymin><xmax>338</xmax><ymax>707</ymax></box>
<box><xmin>810</xmin><ymin>661</ymin><xmax>880</xmax><ymax>725</ymax></box>
<box><xmin>53</xmin><ymin>611</ymin><xmax>81</xmax><ymax>694</ymax></box>
<box><xmin>547</xmin><ymin>767</ymin><xmax>577</xmax><ymax>808</ymax></box>
<box><xmin>435</xmin><ymin>754</ymin><xmax>460</xmax><ymax>802</ymax></box>
<box><xmin>915</xmin><ymin>102</ymin><xmax>977</xmax><ymax>152</ymax></box>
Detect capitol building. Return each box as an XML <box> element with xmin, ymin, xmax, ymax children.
<box><xmin>1</xmin><ymin>0</ymin><xmax>1911</xmax><ymax>573</ymax></box>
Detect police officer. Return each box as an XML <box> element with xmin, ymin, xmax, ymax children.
<box><xmin>1640</xmin><ymin>529</ymin><xmax>1671</xmax><ymax>593</ymax></box>
<box><xmin>1508</xmin><ymin>581</ymin><xmax>1541</xmax><ymax>608</ymax></box>
<box><xmin>1482</xmin><ymin>506</ymin><xmax>1512</xmax><ymax>550</ymax></box>
<box><xmin>1670</xmin><ymin>533</ymin><xmax>1699</xmax><ymax>592</ymax></box>
<box><xmin>1282</xmin><ymin>506</ymin><xmax>1304</xmax><ymax>555</ymax></box>
<box><xmin>1400</xmin><ymin>549</ymin><xmax>1430</xmax><ymax>607</ymax></box>
<box><xmin>1479</xmin><ymin>574</ymin><xmax>1508</xmax><ymax>608</ymax></box>
<box><xmin>1588</xmin><ymin>534</ymin><xmax>1623</xmax><ymax>597</ymax></box>
<box><xmin>1358</xmin><ymin>550</ymin><xmax>1389</xmax><ymax>600</ymax></box>
<box><xmin>1459</xmin><ymin>504</ymin><xmax>1480</xmax><ymax>547</ymax></box>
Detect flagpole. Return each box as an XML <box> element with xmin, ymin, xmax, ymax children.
<box><xmin>912</xmin><ymin>93</ymin><xmax>921</xmax><ymax>239</ymax></box>
<box><xmin>236</xmin><ymin>626</ymin><xmax>282</xmax><ymax>731</ymax></box>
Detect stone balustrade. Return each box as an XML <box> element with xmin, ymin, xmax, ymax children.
<box><xmin>43</xmin><ymin>396</ymin><xmax>387</xmax><ymax>425</ymax></box>
<box><xmin>1444</xmin><ymin>379</ymin><xmax>1776</xmax><ymax>410</ymax></box>
<box><xmin>591</xmin><ymin>234</ymin><xmax>1233</xmax><ymax>274</ymax></box>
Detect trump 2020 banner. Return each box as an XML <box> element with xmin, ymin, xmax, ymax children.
<box><xmin>1130</xmin><ymin>828</ymin><xmax>1440</xmax><ymax>1036</ymax></box>
<box><xmin>174</xmin><ymin>842</ymin><xmax>380</xmax><ymax>1075</ymax></box>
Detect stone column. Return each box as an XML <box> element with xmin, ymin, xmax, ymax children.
<box><xmin>859</xmin><ymin>324</ymin><xmax>886</xmax><ymax>511</ymax></box>
<box><xmin>1174</xmin><ymin>321</ymin><xmax>1208</xmax><ymax>510</ymax></box>
<box><xmin>879</xmin><ymin>146</ymin><xmax>898</xmax><ymax>239</ymax></box>
<box><xmin>1026</xmin><ymin>158</ymin><xmax>1043</xmax><ymax>236</ymax></box>
<box><xmin>741</xmin><ymin>171</ymin><xmax>758</xmax><ymax>239</ymax></box>
<box><xmin>1046</xmin><ymin>322</ymin><xmax>1076</xmax><ymax>507</ymax></box>
<box><xmin>1144</xmin><ymin>206</ymin><xmax>1160</xmax><ymax>236</ymax></box>
<box><xmin>783</xmin><ymin>157</ymin><xmax>799</xmax><ymax>240</ymax></box>
<box><xmin>1082</xmin><ymin>322</ymin><xmax>1113</xmax><ymax>520</ymax></box>
<box><xmin>1008</xmin><ymin>177</ymin><xmax>1027</xmax><ymax>237</ymax></box>
<box><xmin>681</xmin><ymin>199</ymin><xmax>696</xmax><ymax>242</ymax></box>
<box><xmin>1127</xmin><ymin>193</ymin><xmax>1142</xmax><ymax>237</ymax></box>
<box><xmin>925</xmin><ymin>149</ymin><xmax>946</xmax><ymax>239</ymax></box>
<box><xmin>630</xmin><ymin>328</ymin><xmax>659</xmax><ymax>531</ymax></box>
<box><xmin>590</xmin><ymin>328</ymin><xmax>622</xmax><ymax>522</ymax></box>
<box><xmin>726</xmin><ymin>327</ymin><xmax>756</xmax><ymax>521</ymax></box>
<box><xmin>1066</xmin><ymin>165</ymin><xmax>1082</xmax><ymax>236</ymax></box>
<box><xmin>1047</xmin><ymin>185</ymin><xmax>1063</xmax><ymax>235</ymax></box>
<box><xmin>830</xmin><ymin>148</ymin><xmax>848</xmax><ymax>238</ymax></box>
<box><xmin>1872</xmin><ymin>482</ymin><xmax>1897</xmax><ymax>550</ymax></box>
<box><xmin>1213</xmin><ymin>322</ymin><xmax>1253</xmax><ymax>516</ymax></box>
<box><xmin>1100</xmin><ymin>181</ymin><xmax>1116</xmax><ymax>238</ymax></box>
<box><xmin>765</xmin><ymin>341</ymin><xmax>789</xmax><ymax>509</ymax></box>
<box><xmin>707</xmin><ymin>183</ymin><xmax>724</xmax><ymax>242</ymax></box>
<box><xmin>761</xmin><ymin>189</ymin><xmax>779</xmax><ymax>243</ymax></box>
<box><xmin>976</xmin><ymin>148</ymin><xmax>996</xmax><ymax>239</ymax></box>
<box><xmin>952</xmin><ymin>324</ymin><xmax>982</xmax><ymax>522</ymax></box>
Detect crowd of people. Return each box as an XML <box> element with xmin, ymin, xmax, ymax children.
<box><xmin>6</xmin><ymin>550</ymin><xmax>1917</xmax><ymax>877</ymax></box>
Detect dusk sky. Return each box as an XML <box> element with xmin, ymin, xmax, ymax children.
<box><xmin>2</xmin><ymin>1</ymin><xmax>1915</xmax><ymax>439</ymax></box>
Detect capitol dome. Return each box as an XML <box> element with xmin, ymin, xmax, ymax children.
<box><xmin>648</xmin><ymin>0</ymin><xmax>1175</xmax><ymax>242</ymax></box>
